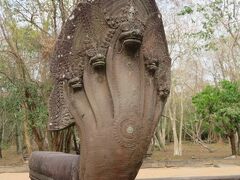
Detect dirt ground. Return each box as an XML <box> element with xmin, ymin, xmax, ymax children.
<box><xmin>0</xmin><ymin>143</ymin><xmax>240</xmax><ymax>179</ymax></box>
<box><xmin>1</xmin><ymin>143</ymin><xmax>239</xmax><ymax>167</ymax></box>
<box><xmin>145</xmin><ymin>142</ymin><xmax>240</xmax><ymax>168</ymax></box>
<box><xmin>136</xmin><ymin>166</ymin><xmax>240</xmax><ymax>179</ymax></box>
<box><xmin>0</xmin><ymin>146</ymin><xmax>24</xmax><ymax>167</ymax></box>
<box><xmin>152</xmin><ymin>142</ymin><xmax>233</xmax><ymax>161</ymax></box>
<box><xmin>1</xmin><ymin>167</ymin><xmax>240</xmax><ymax>180</ymax></box>
<box><xmin>0</xmin><ymin>173</ymin><xmax>29</xmax><ymax>180</ymax></box>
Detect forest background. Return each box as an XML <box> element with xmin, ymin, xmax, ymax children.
<box><xmin>0</xmin><ymin>0</ymin><xmax>239</xmax><ymax>162</ymax></box>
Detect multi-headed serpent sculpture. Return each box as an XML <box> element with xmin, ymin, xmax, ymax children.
<box><xmin>29</xmin><ymin>0</ymin><xmax>171</xmax><ymax>180</ymax></box>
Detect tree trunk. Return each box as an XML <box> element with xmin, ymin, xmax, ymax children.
<box><xmin>238</xmin><ymin>133</ymin><xmax>240</xmax><ymax>155</ymax></box>
<box><xmin>23</xmin><ymin>119</ymin><xmax>32</xmax><ymax>155</ymax></box>
<box><xmin>237</xmin><ymin>125</ymin><xmax>240</xmax><ymax>155</ymax></box>
<box><xmin>169</xmin><ymin>108</ymin><xmax>181</xmax><ymax>156</ymax></box>
<box><xmin>178</xmin><ymin>91</ymin><xmax>184</xmax><ymax>156</ymax></box>
<box><xmin>173</xmin><ymin>120</ymin><xmax>181</xmax><ymax>156</ymax></box>
<box><xmin>159</xmin><ymin>117</ymin><xmax>167</xmax><ymax>150</ymax></box>
<box><xmin>168</xmin><ymin>98</ymin><xmax>182</xmax><ymax>156</ymax></box>
<box><xmin>64</xmin><ymin>127</ymin><xmax>72</xmax><ymax>153</ymax></box>
<box><xmin>0</xmin><ymin>126</ymin><xmax>3</xmax><ymax>159</ymax></box>
<box><xmin>32</xmin><ymin>127</ymin><xmax>45</xmax><ymax>151</ymax></box>
<box><xmin>58</xmin><ymin>0</ymin><xmax>67</xmax><ymax>23</ymax></box>
<box><xmin>0</xmin><ymin>111</ymin><xmax>5</xmax><ymax>159</ymax></box>
<box><xmin>168</xmin><ymin>88</ymin><xmax>183</xmax><ymax>156</ymax></box>
<box><xmin>72</xmin><ymin>128</ymin><xmax>80</xmax><ymax>155</ymax></box>
<box><xmin>155</xmin><ymin>130</ymin><xmax>165</xmax><ymax>150</ymax></box>
<box><xmin>22</xmin><ymin>103</ymin><xmax>32</xmax><ymax>157</ymax></box>
<box><xmin>47</xmin><ymin>131</ymin><xmax>53</xmax><ymax>151</ymax></box>
<box><xmin>51</xmin><ymin>0</ymin><xmax>58</xmax><ymax>36</ymax></box>
<box><xmin>51</xmin><ymin>128</ymin><xmax>74</xmax><ymax>152</ymax></box>
<box><xmin>51</xmin><ymin>131</ymin><xmax>61</xmax><ymax>152</ymax></box>
<box><xmin>146</xmin><ymin>138</ymin><xmax>155</xmax><ymax>157</ymax></box>
<box><xmin>229</xmin><ymin>132</ymin><xmax>237</xmax><ymax>155</ymax></box>
<box><xmin>43</xmin><ymin>131</ymin><xmax>50</xmax><ymax>151</ymax></box>
<box><xmin>0</xmin><ymin>147</ymin><xmax>2</xmax><ymax>159</ymax></box>
<box><xmin>15</xmin><ymin>123</ymin><xmax>23</xmax><ymax>154</ymax></box>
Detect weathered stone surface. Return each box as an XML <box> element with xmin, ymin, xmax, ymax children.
<box><xmin>31</xmin><ymin>0</ymin><xmax>171</xmax><ymax>180</ymax></box>
<box><xmin>29</xmin><ymin>152</ymin><xmax>79</xmax><ymax>180</ymax></box>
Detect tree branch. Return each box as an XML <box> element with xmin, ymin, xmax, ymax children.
<box><xmin>0</xmin><ymin>71</ymin><xmax>15</xmax><ymax>85</ymax></box>
<box><xmin>15</xmin><ymin>1</ymin><xmax>51</xmax><ymax>36</ymax></box>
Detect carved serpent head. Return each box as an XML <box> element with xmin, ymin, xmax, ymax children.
<box><xmin>49</xmin><ymin>0</ymin><xmax>171</xmax><ymax>180</ymax></box>
<box><xmin>119</xmin><ymin>22</ymin><xmax>144</xmax><ymax>51</ymax></box>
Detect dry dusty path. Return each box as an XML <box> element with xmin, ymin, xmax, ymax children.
<box><xmin>136</xmin><ymin>166</ymin><xmax>240</xmax><ymax>179</ymax></box>
<box><xmin>1</xmin><ymin>166</ymin><xmax>240</xmax><ymax>180</ymax></box>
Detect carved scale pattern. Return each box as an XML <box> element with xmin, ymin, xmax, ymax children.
<box><xmin>48</xmin><ymin>3</ymin><xmax>117</xmax><ymax>130</ymax></box>
<box><xmin>49</xmin><ymin>81</ymin><xmax>74</xmax><ymax>130</ymax></box>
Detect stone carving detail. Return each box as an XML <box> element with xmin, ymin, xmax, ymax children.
<box><xmin>113</xmin><ymin>118</ymin><xmax>142</xmax><ymax>149</ymax></box>
<box><xmin>49</xmin><ymin>81</ymin><xmax>75</xmax><ymax>130</ymax></box>
<box><xmin>46</xmin><ymin>0</ymin><xmax>171</xmax><ymax>179</ymax></box>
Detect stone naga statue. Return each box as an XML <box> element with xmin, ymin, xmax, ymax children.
<box><xmin>29</xmin><ymin>0</ymin><xmax>171</xmax><ymax>180</ymax></box>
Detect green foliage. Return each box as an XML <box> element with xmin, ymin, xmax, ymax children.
<box><xmin>0</xmin><ymin>0</ymin><xmax>80</xmax><ymax>152</ymax></box>
<box><xmin>0</xmin><ymin>79</ymin><xmax>50</xmax><ymax>132</ymax></box>
<box><xmin>26</xmin><ymin>82</ymin><xmax>49</xmax><ymax>129</ymax></box>
<box><xmin>192</xmin><ymin>85</ymin><xmax>219</xmax><ymax>116</ymax></box>
<box><xmin>178</xmin><ymin>6</ymin><xmax>194</xmax><ymax>16</ymax></box>
<box><xmin>192</xmin><ymin>80</ymin><xmax>240</xmax><ymax>135</ymax></box>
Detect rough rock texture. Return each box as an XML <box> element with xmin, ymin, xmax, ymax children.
<box><xmin>47</xmin><ymin>0</ymin><xmax>171</xmax><ymax>180</ymax></box>
<box><xmin>29</xmin><ymin>152</ymin><xmax>79</xmax><ymax>180</ymax></box>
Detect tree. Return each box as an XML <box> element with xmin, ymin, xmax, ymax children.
<box><xmin>0</xmin><ymin>0</ymin><xmax>81</xmax><ymax>156</ymax></box>
<box><xmin>192</xmin><ymin>80</ymin><xmax>240</xmax><ymax>155</ymax></box>
<box><xmin>178</xmin><ymin>0</ymin><xmax>240</xmax><ymax>82</ymax></box>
